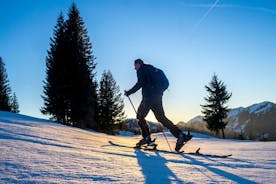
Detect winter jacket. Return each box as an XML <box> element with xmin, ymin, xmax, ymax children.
<box><xmin>127</xmin><ymin>64</ymin><xmax>163</xmax><ymax>99</ymax></box>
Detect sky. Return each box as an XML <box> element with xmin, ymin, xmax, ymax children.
<box><xmin>0</xmin><ymin>0</ymin><xmax>276</xmax><ymax>123</ymax></box>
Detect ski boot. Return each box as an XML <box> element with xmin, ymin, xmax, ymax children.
<box><xmin>135</xmin><ymin>136</ymin><xmax>157</xmax><ymax>149</ymax></box>
<box><xmin>175</xmin><ymin>130</ymin><xmax>193</xmax><ymax>152</ymax></box>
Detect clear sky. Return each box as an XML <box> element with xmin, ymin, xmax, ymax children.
<box><xmin>0</xmin><ymin>0</ymin><xmax>276</xmax><ymax>123</ymax></box>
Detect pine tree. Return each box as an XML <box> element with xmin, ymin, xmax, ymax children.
<box><xmin>98</xmin><ymin>70</ymin><xmax>125</xmax><ymax>133</ymax></box>
<box><xmin>10</xmin><ymin>92</ymin><xmax>19</xmax><ymax>113</ymax></box>
<box><xmin>201</xmin><ymin>74</ymin><xmax>232</xmax><ymax>138</ymax></box>
<box><xmin>42</xmin><ymin>4</ymin><xmax>98</xmax><ymax>128</ymax></box>
<box><xmin>63</xmin><ymin>3</ymin><xmax>97</xmax><ymax>128</ymax></box>
<box><xmin>0</xmin><ymin>57</ymin><xmax>12</xmax><ymax>112</ymax></box>
<box><xmin>41</xmin><ymin>13</ymin><xmax>67</xmax><ymax>123</ymax></box>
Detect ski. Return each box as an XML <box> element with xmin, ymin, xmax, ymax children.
<box><xmin>134</xmin><ymin>137</ymin><xmax>157</xmax><ymax>149</ymax></box>
<box><xmin>108</xmin><ymin>141</ymin><xmax>232</xmax><ymax>158</ymax></box>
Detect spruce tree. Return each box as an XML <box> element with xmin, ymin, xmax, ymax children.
<box><xmin>98</xmin><ymin>70</ymin><xmax>125</xmax><ymax>133</ymax></box>
<box><xmin>41</xmin><ymin>13</ymin><xmax>67</xmax><ymax>123</ymax></box>
<box><xmin>0</xmin><ymin>57</ymin><xmax>12</xmax><ymax>112</ymax></box>
<box><xmin>42</xmin><ymin>4</ymin><xmax>97</xmax><ymax>128</ymax></box>
<box><xmin>201</xmin><ymin>74</ymin><xmax>232</xmax><ymax>138</ymax></box>
<box><xmin>10</xmin><ymin>92</ymin><xmax>19</xmax><ymax>113</ymax></box>
<box><xmin>63</xmin><ymin>3</ymin><xmax>97</xmax><ymax>128</ymax></box>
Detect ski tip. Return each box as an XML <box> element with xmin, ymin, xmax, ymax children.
<box><xmin>195</xmin><ymin>148</ymin><xmax>201</xmax><ymax>154</ymax></box>
<box><xmin>221</xmin><ymin>154</ymin><xmax>232</xmax><ymax>158</ymax></box>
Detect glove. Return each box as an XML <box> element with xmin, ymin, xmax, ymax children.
<box><xmin>124</xmin><ymin>90</ymin><xmax>131</xmax><ymax>96</ymax></box>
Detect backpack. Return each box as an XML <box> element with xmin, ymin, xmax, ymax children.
<box><xmin>149</xmin><ymin>67</ymin><xmax>169</xmax><ymax>92</ymax></box>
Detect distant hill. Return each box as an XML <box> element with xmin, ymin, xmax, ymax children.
<box><xmin>177</xmin><ymin>101</ymin><xmax>276</xmax><ymax>141</ymax></box>
<box><xmin>122</xmin><ymin>119</ymin><xmax>164</xmax><ymax>134</ymax></box>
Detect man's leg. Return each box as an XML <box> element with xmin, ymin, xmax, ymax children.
<box><xmin>151</xmin><ymin>97</ymin><xmax>182</xmax><ymax>138</ymax></box>
<box><xmin>137</xmin><ymin>99</ymin><xmax>151</xmax><ymax>138</ymax></box>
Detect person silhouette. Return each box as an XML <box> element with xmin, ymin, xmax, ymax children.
<box><xmin>125</xmin><ymin>59</ymin><xmax>192</xmax><ymax>152</ymax></box>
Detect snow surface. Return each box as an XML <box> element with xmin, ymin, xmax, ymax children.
<box><xmin>1</xmin><ymin>111</ymin><xmax>276</xmax><ymax>184</ymax></box>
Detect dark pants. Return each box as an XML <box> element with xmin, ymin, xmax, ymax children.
<box><xmin>137</xmin><ymin>96</ymin><xmax>182</xmax><ymax>139</ymax></box>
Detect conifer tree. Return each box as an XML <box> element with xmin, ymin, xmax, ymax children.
<box><xmin>10</xmin><ymin>92</ymin><xmax>19</xmax><ymax>113</ymax></box>
<box><xmin>0</xmin><ymin>57</ymin><xmax>12</xmax><ymax>112</ymax></box>
<box><xmin>98</xmin><ymin>70</ymin><xmax>125</xmax><ymax>133</ymax></box>
<box><xmin>63</xmin><ymin>3</ymin><xmax>97</xmax><ymax>128</ymax></box>
<box><xmin>41</xmin><ymin>13</ymin><xmax>67</xmax><ymax>123</ymax></box>
<box><xmin>201</xmin><ymin>74</ymin><xmax>232</xmax><ymax>138</ymax></box>
<box><xmin>42</xmin><ymin>4</ymin><xmax>97</xmax><ymax>128</ymax></box>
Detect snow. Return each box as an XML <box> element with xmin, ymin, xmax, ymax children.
<box><xmin>247</xmin><ymin>101</ymin><xmax>274</xmax><ymax>114</ymax></box>
<box><xmin>187</xmin><ymin>115</ymin><xmax>203</xmax><ymax>124</ymax></box>
<box><xmin>227</xmin><ymin>101</ymin><xmax>275</xmax><ymax>117</ymax></box>
<box><xmin>227</xmin><ymin>118</ymin><xmax>239</xmax><ymax>130</ymax></box>
<box><xmin>1</xmin><ymin>111</ymin><xmax>276</xmax><ymax>183</ymax></box>
<box><xmin>228</xmin><ymin>107</ymin><xmax>244</xmax><ymax>118</ymax></box>
<box><xmin>119</xmin><ymin>131</ymin><xmax>135</xmax><ymax>136</ymax></box>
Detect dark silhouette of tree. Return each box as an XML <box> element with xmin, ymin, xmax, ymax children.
<box><xmin>98</xmin><ymin>70</ymin><xmax>125</xmax><ymax>133</ymax></box>
<box><xmin>41</xmin><ymin>13</ymin><xmax>67</xmax><ymax>123</ymax></box>
<box><xmin>42</xmin><ymin>3</ymin><xmax>98</xmax><ymax>128</ymax></box>
<box><xmin>63</xmin><ymin>3</ymin><xmax>97</xmax><ymax>128</ymax></box>
<box><xmin>0</xmin><ymin>57</ymin><xmax>12</xmax><ymax>112</ymax></box>
<box><xmin>11</xmin><ymin>92</ymin><xmax>19</xmax><ymax>113</ymax></box>
<box><xmin>201</xmin><ymin>74</ymin><xmax>232</xmax><ymax>138</ymax></box>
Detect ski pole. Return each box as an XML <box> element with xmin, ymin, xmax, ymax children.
<box><xmin>127</xmin><ymin>95</ymin><xmax>137</xmax><ymax>114</ymax></box>
<box><xmin>126</xmin><ymin>95</ymin><xmax>173</xmax><ymax>152</ymax></box>
<box><xmin>160</xmin><ymin>126</ymin><xmax>173</xmax><ymax>152</ymax></box>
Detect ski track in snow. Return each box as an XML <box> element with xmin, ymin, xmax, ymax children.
<box><xmin>0</xmin><ymin>111</ymin><xmax>275</xmax><ymax>184</ymax></box>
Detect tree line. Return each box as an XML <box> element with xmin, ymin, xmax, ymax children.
<box><xmin>0</xmin><ymin>57</ymin><xmax>19</xmax><ymax>114</ymax></box>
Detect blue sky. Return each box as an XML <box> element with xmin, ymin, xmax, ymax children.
<box><xmin>0</xmin><ymin>0</ymin><xmax>276</xmax><ymax>123</ymax></box>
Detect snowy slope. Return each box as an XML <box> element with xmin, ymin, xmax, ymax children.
<box><xmin>1</xmin><ymin>111</ymin><xmax>276</xmax><ymax>184</ymax></box>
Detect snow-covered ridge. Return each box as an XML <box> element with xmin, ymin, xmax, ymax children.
<box><xmin>186</xmin><ymin>101</ymin><xmax>275</xmax><ymax>123</ymax></box>
<box><xmin>187</xmin><ymin>115</ymin><xmax>203</xmax><ymax>124</ymax></box>
<box><xmin>247</xmin><ymin>101</ymin><xmax>274</xmax><ymax>114</ymax></box>
<box><xmin>230</xmin><ymin>101</ymin><xmax>275</xmax><ymax>115</ymax></box>
<box><xmin>228</xmin><ymin>101</ymin><xmax>275</xmax><ymax>117</ymax></box>
<box><xmin>180</xmin><ymin>101</ymin><xmax>276</xmax><ymax>140</ymax></box>
<box><xmin>186</xmin><ymin>101</ymin><xmax>276</xmax><ymax>123</ymax></box>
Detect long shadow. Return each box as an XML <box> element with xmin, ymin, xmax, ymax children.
<box><xmin>99</xmin><ymin>145</ymin><xmax>266</xmax><ymax>183</ymax></box>
<box><xmin>135</xmin><ymin>150</ymin><xmax>183</xmax><ymax>184</ymax></box>
<box><xmin>181</xmin><ymin>154</ymin><xmax>258</xmax><ymax>184</ymax></box>
<box><xmin>89</xmin><ymin>148</ymin><xmax>185</xmax><ymax>183</ymax></box>
<box><xmin>0</xmin><ymin>114</ymin><xmax>54</xmax><ymax>125</ymax></box>
<box><xmin>0</xmin><ymin>131</ymin><xmax>75</xmax><ymax>149</ymax></box>
<box><xmin>0</xmin><ymin>127</ymin><xmax>58</xmax><ymax>142</ymax></box>
<box><xmin>201</xmin><ymin>155</ymin><xmax>267</xmax><ymax>170</ymax></box>
<box><xmin>98</xmin><ymin>144</ymin><xmax>263</xmax><ymax>183</ymax></box>
<box><xmin>0</xmin><ymin>119</ymin><xmax>34</xmax><ymax>127</ymax></box>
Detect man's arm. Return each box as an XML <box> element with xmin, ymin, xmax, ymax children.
<box><xmin>125</xmin><ymin>70</ymin><xmax>143</xmax><ymax>96</ymax></box>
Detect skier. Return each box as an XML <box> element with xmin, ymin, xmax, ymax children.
<box><xmin>125</xmin><ymin>59</ymin><xmax>192</xmax><ymax>152</ymax></box>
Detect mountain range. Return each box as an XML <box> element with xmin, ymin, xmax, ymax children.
<box><xmin>177</xmin><ymin>101</ymin><xmax>276</xmax><ymax>141</ymax></box>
